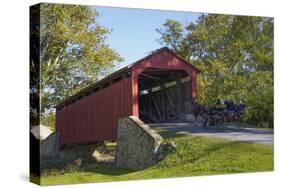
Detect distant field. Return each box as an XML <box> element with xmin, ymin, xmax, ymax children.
<box><xmin>40</xmin><ymin>130</ymin><xmax>273</xmax><ymax>185</ymax></box>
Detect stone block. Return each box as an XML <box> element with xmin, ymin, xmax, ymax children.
<box><xmin>116</xmin><ymin>116</ymin><xmax>163</xmax><ymax>170</ymax></box>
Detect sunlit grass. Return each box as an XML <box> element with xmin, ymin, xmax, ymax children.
<box><xmin>40</xmin><ymin>130</ymin><xmax>273</xmax><ymax>185</ymax></box>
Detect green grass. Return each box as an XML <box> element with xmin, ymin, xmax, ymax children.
<box><xmin>40</xmin><ymin>130</ymin><xmax>273</xmax><ymax>185</ymax></box>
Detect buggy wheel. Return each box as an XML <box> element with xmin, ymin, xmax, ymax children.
<box><xmin>203</xmin><ymin>119</ymin><xmax>210</xmax><ymax>129</ymax></box>
<box><xmin>202</xmin><ymin>115</ymin><xmax>210</xmax><ymax>129</ymax></box>
<box><xmin>237</xmin><ymin>122</ymin><xmax>246</xmax><ymax>130</ymax></box>
<box><xmin>215</xmin><ymin>117</ymin><xmax>226</xmax><ymax>130</ymax></box>
<box><xmin>222</xmin><ymin>117</ymin><xmax>227</xmax><ymax>129</ymax></box>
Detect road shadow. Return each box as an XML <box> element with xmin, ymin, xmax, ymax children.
<box><xmin>149</xmin><ymin>122</ymin><xmax>274</xmax><ymax>145</ymax></box>
<box><xmin>149</xmin><ymin>123</ymin><xmax>273</xmax><ymax>135</ymax></box>
<box><xmin>155</xmin><ymin>129</ymin><xmax>189</xmax><ymax>139</ymax></box>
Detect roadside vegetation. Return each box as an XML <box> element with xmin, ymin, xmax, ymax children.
<box><xmin>157</xmin><ymin>16</ymin><xmax>273</xmax><ymax>128</ymax></box>
<box><xmin>40</xmin><ymin>130</ymin><xmax>273</xmax><ymax>185</ymax></box>
<box><xmin>41</xmin><ymin>113</ymin><xmax>56</xmax><ymax>131</ymax></box>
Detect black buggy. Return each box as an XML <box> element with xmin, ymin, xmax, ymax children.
<box><xmin>193</xmin><ymin>99</ymin><xmax>246</xmax><ymax>130</ymax></box>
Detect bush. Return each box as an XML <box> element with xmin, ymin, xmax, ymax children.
<box><xmin>41</xmin><ymin>113</ymin><xmax>56</xmax><ymax>131</ymax></box>
<box><xmin>244</xmin><ymin>72</ymin><xmax>273</xmax><ymax>128</ymax></box>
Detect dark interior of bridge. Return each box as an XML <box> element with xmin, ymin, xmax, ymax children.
<box><xmin>138</xmin><ymin>68</ymin><xmax>193</xmax><ymax>123</ymax></box>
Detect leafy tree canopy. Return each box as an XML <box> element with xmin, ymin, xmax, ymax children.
<box><xmin>157</xmin><ymin>14</ymin><xmax>273</xmax><ymax>127</ymax></box>
<box><xmin>40</xmin><ymin>4</ymin><xmax>123</xmax><ymax>112</ymax></box>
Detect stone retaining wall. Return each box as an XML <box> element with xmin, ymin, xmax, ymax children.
<box><xmin>40</xmin><ymin>132</ymin><xmax>59</xmax><ymax>157</ymax></box>
<box><xmin>116</xmin><ymin>116</ymin><xmax>163</xmax><ymax>170</ymax></box>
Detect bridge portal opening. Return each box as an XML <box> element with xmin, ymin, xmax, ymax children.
<box><xmin>138</xmin><ymin>68</ymin><xmax>193</xmax><ymax>123</ymax></box>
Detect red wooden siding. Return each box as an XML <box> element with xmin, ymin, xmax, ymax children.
<box><xmin>56</xmin><ymin>77</ymin><xmax>132</xmax><ymax>146</ymax></box>
<box><xmin>56</xmin><ymin>47</ymin><xmax>199</xmax><ymax>146</ymax></box>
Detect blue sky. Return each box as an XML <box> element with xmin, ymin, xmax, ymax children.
<box><xmin>94</xmin><ymin>6</ymin><xmax>201</xmax><ymax>69</ymax></box>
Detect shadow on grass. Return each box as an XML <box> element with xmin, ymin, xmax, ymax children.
<box><xmin>42</xmin><ymin>129</ymin><xmax>262</xmax><ymax>178</ymax></box>
<box><xmin>41</xmin><ymin>158</ymin><xmax>138</xmax><ymax>176</ymax></box>
<box><xmin>40</xmin><ymin>143</ymin><xmax>137</xmax><ymax>177</ymax></box>
<box><xmin>156</xmin><ymin>129</ymin><xmax>188</xmax><ymax>139</ymax></box>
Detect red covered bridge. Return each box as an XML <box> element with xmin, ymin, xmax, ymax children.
<box><xmin>56</xmin><ymin>47</ymin><xmax>199</xmax><ymax>146</ymax></box>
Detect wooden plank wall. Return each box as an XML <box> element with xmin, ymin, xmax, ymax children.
<box><xmin>56</xmin><ymin>77</ymin><xmax>132</xmax><ymax>146</ymax></box>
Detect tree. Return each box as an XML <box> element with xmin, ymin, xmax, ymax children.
<box><xmin>157</xmin><ymin>14</ymin><xmax>273</xmax><ymax>127</ymax></box>
<box><xmin>40</xmin><ymin>4</ymin><xmax>123</xmax><ymax>112</ymax></box>
<box><xmin>156</xmin><ymin>19</ymin><xmax>190</xmax><ymax>60</ymax></box>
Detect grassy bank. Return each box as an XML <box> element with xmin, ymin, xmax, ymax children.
<box><xmin>41</xmin><ymin>130</ymin><xmax>273</xmax><ymax>185</ymax></box>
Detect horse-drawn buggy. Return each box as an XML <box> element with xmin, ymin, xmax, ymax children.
<box><xmin>193</xmin><ymin>99</ymin><xmax>246</xmax><ymax>130</ymax></box>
